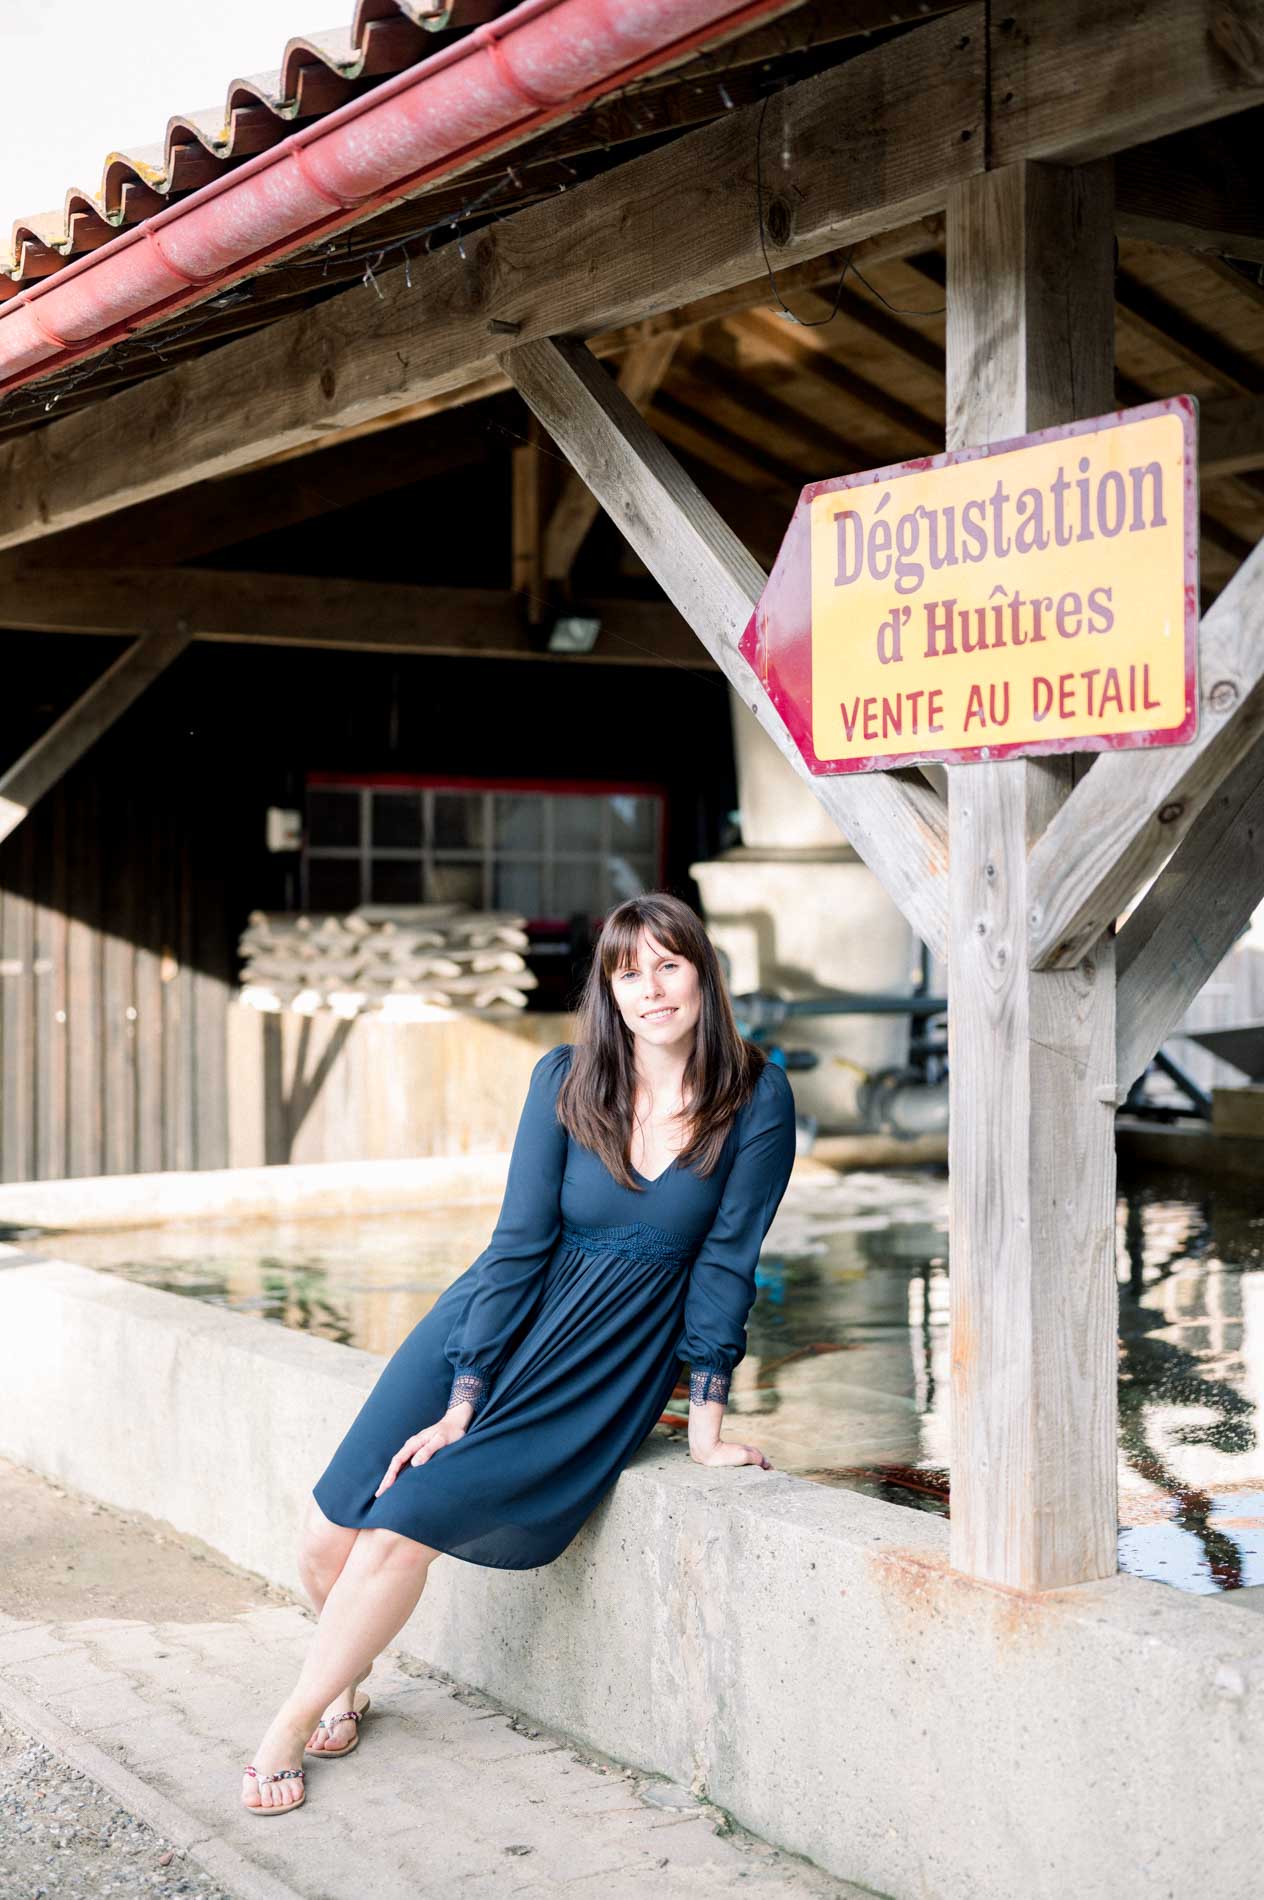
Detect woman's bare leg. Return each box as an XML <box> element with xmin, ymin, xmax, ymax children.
<box><xmin>295</xmin><ymin>1495</ymin><xmax>377</xmax><ymax>1754</ymax></box>
<box><xmin>243</xmin><ymin>1524</ymin><xmax>439</xmax><ymax>1810</ymax></box>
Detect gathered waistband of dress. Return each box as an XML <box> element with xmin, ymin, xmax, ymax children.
<box><xmin>559</xmin><ymin>1218</ymin><xmax>695</xmax><ymax>1266</ymax></box>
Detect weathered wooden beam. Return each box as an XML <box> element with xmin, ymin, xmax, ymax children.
<box><xmin>1115</xmin><ymin>733</ymin><xmax>1264</xmax><ymax>1094</ymax></box>
<box><xmin>945</xmin><ymin>160</ymin><xmax>1118</xmax><ymax>1591</ymax></box>
<box><xmin>30</xmin><ymin>407</ymin><xmax>490</xmax><ymax>570</ymax></box>
<box><xmin>7</xmin><ymin>0</ymin><xmax>1264</xmax><ymax>553</ymax></box>
<box><xmin>262</xmin><ymin>223</ymin><xmax>943</xmax><ymax>467</ymax></box>
<box><xmin>0</xmin><ymin>626</ymin><xmax>193</xmax><ymax>842</ymax></box>
<box><xmin>543</xmin><ymin>335</ymin><xmax>677</xmax><ymax>582</ymax></box>
<box><xmin>1027</xmin><ymin>536</ymin><xmax>1264</xmax><ymax>969</ymax></box>
<box><xmin>990</xmin><ymin>0</ymin><xmax>1264</xmax><ymax>164</ymax></box>
<box><xmin>0</xmin><ymin>569</ymin><xmax>713</xmax><ymax>667</ymax></box>
<box><xmin>502</xmin><ymin>334</ymin><xmax>949</xmax><ymax>958</ymax></box>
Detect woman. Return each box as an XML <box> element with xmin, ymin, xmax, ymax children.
<box><xmin>241</xmin><ymin>891</ymin><xmax>798</xmax><ymax>1813</ymax></box>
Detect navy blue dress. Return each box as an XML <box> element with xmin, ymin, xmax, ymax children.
<box><xmin>311</xmin><ymin>1042</ymin><xmax>797</xmax><ymax>1569</ymax></box>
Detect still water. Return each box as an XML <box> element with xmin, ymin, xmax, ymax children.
<box><xmin>26</xmin><ymin>1164</ymin><xmax>1264</xmax><ymax>1596</ymax></box>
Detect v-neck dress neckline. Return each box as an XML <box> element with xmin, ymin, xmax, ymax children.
<box><xmin>631</xmin><ymin>1156</ymin><xmax>677</xmax><ymax>1186</ymax></box>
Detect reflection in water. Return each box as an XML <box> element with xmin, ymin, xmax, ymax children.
<box><xmin>25</xmin><ymin>1165</ymin><xmax>1264</xmax><ymax>1595</ymax></box>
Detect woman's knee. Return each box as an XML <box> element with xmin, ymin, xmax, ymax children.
<box><xmin>356</xmin><ymin>1526</ymin><xmax>440</xmax><ymax>1574</ymax></box>
<box><xmin>299</xmin><ymin>1493</ymin><xmax>356</xmax><ymax>1574</ymax></box>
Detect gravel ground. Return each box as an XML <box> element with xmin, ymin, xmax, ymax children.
<box><xmin>0</xmin><ymin>1711</ymin><xmax>236</xmax><ymax>1900</ymax></box>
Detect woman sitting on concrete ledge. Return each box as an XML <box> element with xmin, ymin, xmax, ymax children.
<box><xmin>241</xmin><ymin>889</ymin><xmax>798</xmax><ymax>1814</ymax></box>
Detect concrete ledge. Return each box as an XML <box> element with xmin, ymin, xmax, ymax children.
<box><xmin>3</xmin><ymin>1260</ymin><xmax>1262</xmax><ymax>1899</ymax></box>
<box><xmin>0</xmin><ymin>1153</ymin><xmax>512</xmax><ymax>1233</ymax></box>
<box><xmin>0</xmin><ymin>1150</ymin><xmax>843</xmax><ymax>1236</ymax></box>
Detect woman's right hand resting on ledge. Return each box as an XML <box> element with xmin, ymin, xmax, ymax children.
<box><xmin>375</xmin><ymin>1399</ymin><xmax>475</xmax><ymax>1496</ymax></box>
<box><xmin>688</xmin><ymin>1401</ymin><xmax>772</xmax><ymax>1471</ymax></box>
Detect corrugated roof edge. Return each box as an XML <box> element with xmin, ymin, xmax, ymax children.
<box><xmin>0</xmin><ymin>0</ymin><xmax>803</xmax><ymax>404</ymax></box>
<box><xmin>3</xmin><ymin>5</ymin><xmax>513</xmax><ymax>279</ymax></box>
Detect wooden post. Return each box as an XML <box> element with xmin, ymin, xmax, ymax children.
<box><xmin>511</xmin><ymin>416</ymin><xmax>546</xmax><ymax>626</ymax></box>
<box><xmin>945</xmin><ymin>162</ymin><xmax>1119</xmax><ymax>1589</ymax></box>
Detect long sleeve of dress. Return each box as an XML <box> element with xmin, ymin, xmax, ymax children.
<box><xmin>444</xmin><ymin>1043</ymin><xmax>570</xmax><ymax>1417</ymax></box>
<box><xmin>677</xmin><ymin>1060</ymin><xmax>798</xmax><ymax>1407</ymax></box>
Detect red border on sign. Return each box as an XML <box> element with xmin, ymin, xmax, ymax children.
<box><xmin>737</xmin><ymin>396</ymin><xmax>1200</xmax><ymax>775</ymax></box>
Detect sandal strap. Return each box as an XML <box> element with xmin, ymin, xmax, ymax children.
<box><xmin>318</xmin><ymin>1708</ymin><xmax>363</xmax><ymax>1728</ymax></box>
<box><xmin>244</xmin><ymin>1764</ymin><xmax>305</xmax><ymax>1782</ymax></box>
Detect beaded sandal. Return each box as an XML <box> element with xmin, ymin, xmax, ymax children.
<box><xmin>304</xmin><ymin>1691</ymin><xmax>371</xmax><ymax>1759</ymax></box>
<box><xmin>241</xmin><ymin>1763</ymin><xmax>305</xmax><ymax>1814</ymax></box>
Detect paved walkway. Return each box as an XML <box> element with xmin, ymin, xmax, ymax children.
<box><xmin>0</xmin><ymin>1461</ymin><xmax>880</xmax><ymax>1900</ymax></box>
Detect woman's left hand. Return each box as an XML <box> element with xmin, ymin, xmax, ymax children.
<box><xmin>689</xmin><ymin>1438</ymin><xmax>772</xmax><ymax>1470</ymax></box>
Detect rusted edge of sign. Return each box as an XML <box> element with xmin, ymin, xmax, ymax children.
<box><xmin>738</xmin><ymin>395</ymin><xmax>1199</xmax><ymax>776</ymax></box>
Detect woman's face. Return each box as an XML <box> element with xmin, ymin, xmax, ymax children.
<box><xmin>609</xmin><ymin>929</ymin><xmax>701</xmax><ymax>1056</ymax></box>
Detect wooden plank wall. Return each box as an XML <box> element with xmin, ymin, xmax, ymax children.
<box><xmin>0</xmin><ymin>760</ymin><xmax>230</xmax><ymax>1182</ymax></box>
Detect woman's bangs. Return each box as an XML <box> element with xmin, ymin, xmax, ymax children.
<box><xmin>598</xmin><ymin>904</ymin><xmax>688</xmax><ymax>980</ymax></box>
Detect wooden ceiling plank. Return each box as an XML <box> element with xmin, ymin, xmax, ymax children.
<box><xmin>1115</xmin><ymin>270</ymin><xmax>1264</xmax><ymax>394</ymax></box>
<box><xmin>733</xmin><ymin>308</ymin><xmax>941</xmax><ymax>449</ymax></box>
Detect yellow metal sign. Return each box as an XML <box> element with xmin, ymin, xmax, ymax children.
<box><xmin>740</xmin><ymin>400</ymin><xmax>1198</xmax><ymax>775</ymax></box>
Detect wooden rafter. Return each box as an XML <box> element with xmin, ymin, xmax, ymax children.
<box><xmin>731</xmin><ymin>310</ymin><xmax>942</xmax><ymax>451</ymax></box>
<box><xmin>667</xmin><ymin>347</ymin><xmax>877</xmax><ymax>478</ymax></box>
<box><xmin>649</xmin><ymin>391</ymin><xmax>803</xmax><ymax>499</ymax></box>
<box><xmin>0</xmin><ymin>569</ymin><xmax>713</xmax><ymax>667</ymax></box>
<box><xmin>1115</xmin><ymin>271</ymin><xmax>1264</xmax><ymax>395</ymax></box>
<box><xmin>5</xmin><ymin>0</ymin><xmax>1264</xmax><ymax>552</ymax></box>
<box><xmin>502</xmin><ymin>334</ymin><xmax>950</xmax><ymax>959</ymax></box>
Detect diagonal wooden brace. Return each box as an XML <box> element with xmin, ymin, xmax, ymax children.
<box><xmin>1115</xmin><ymin>728</ymin><xmax>1264</xmax><ymax>1095</ymax></box>
<box><xmin>500</xmin><ymin>335</ymin><xmax>949</xmax><ymax>958</ymax></box>
<box><xmin>0</xmin><ymin>622</ymin><xmax>194</xmax><ymax>844</ymax></box>
<box><xmin>1027</xmin><ymin>533</ymin><xmax>1264</xmax><ymax>971</ymax></box>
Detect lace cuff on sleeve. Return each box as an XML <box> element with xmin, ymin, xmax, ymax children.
<box><xmin>447</xmin><ymin>1370</ymin><xmax>488</xmax><ymax>1416</ymax></box>
<box><xmin>689</xmin><ymin>1366</ymin><xmax>731</xmax><ymax>1407</ymax></box>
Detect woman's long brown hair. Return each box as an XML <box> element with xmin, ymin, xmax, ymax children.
<box><xmin>555</xmin><ymin>891</ymin><xmax>769</xmax><ymax>1190</ymax></box>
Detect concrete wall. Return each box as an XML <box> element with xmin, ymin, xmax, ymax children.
<box><xmin>2</xmin><ymin>1258</ymin><xmax>1261</xmax><ymax>1899</ymax></box>
<box><xmin>227</xmin><ymin>1008</ymin><xmax>573</xmax><ymax>1168</ymax></box>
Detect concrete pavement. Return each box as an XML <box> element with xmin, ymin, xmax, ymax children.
<box><xmin>0</xmin><ymin>1459</ymin><xmax>880</xmax><ymax>1900</ymax></box>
